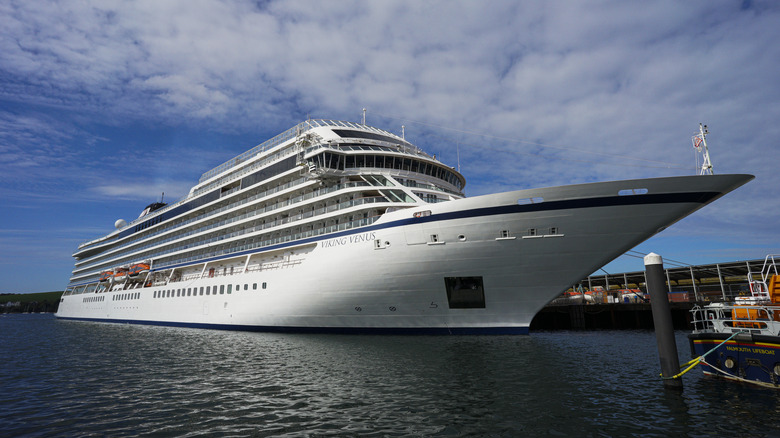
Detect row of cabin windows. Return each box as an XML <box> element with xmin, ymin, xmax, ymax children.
<box><xmin>113</xmin><ymin>292</ymin><xmax>140</xmax><ymax>301</ymax></box>
<box><xmin>83</xmin><ymin>296</ymin><xmax>105</xmax><ymax>303</ymax></box>
<box><xmin>153</xmin><ymin>283</ymin><xmax>267</xmax><ymax>298</ymax></box>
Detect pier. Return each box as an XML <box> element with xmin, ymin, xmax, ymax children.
<box><xmin>530</xmin><ymin>258</ymin><xmax>765</xmax><ymax>330</ymax></box>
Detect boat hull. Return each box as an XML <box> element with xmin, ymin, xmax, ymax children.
<box><xmin>56</xmin><ymin>174</ymin><xmax>753</xmax><ymax>334</ymax></box>
<box><xmin>689</xmin><ymin>332</ymin><xmax>780</xmax><ymax>387</ymax></box>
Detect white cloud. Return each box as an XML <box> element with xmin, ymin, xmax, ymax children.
<box><xmin>1</xmin><ymin>0</ymin><xmax>779</xmax><ymax>290</ymax></box>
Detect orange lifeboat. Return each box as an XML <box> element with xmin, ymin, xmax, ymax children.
<box><xmin>128</xmin><ymin>263</ymin><xmax>151</xmax><ymax>278</ymax></box>
<box><xmin>99</xmin><ymin>271</ymin><xmax>113</xmax><ymax>282</ymax></box>
<box><xmin>113</xmin><ymin>267</ymin><xmax>128</xmax><ymax>282</ymax></box>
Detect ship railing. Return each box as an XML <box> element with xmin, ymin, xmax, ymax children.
<box><xmin>78</xmin><ymin>191</ymin><xmax>385</xmax><ymax>274</ymax></box>
<box><xmin>399</xmin><ymin>177</ymin><xmax>463</xmax><ymax>198</ymax></box>
<box><xmin>691</xmin><ymin>303</ymin><xmax>780</xmax><ymax>336</ymax></box>
<box><xmin>78</xmin><ymin>196</ymin><xmax>387</xmax><ymax>277</ymax></box>
<box><xmin>198</xmin><ymin>122</ymin><xmax>303</xmax><ymax>183</ymax></box>
<box><xmin>152</xmin><ymin>215</ymin><xmax>381</xmax><ymax>270</ymax></box>
<box><xmin>74</xmin><ymin>178</ymin><xmax>378</xmax><ymax>271</ymax></box>
<box><xmin>77</xmin><ymin>120</ymin><xmax>406</xmax><ymax>249</ymax></box>
<box><xmin>81</xmin><ymin>177</ymin><xmax>369</xmax><ymax>262</ymax></box>
<box><xmin>197</xmin><ymin>119</ymin><xmax>408</xmax><ymax>184</ymax></box>
<box><xmin>755</xmin><ymin>254</ymin><xmax>780</xmax><ymax>284</ymax></box>
<box><xmin>745</xmin><ymin>254</ymin><xmax>779</xmax><ymax>301</ymax></box>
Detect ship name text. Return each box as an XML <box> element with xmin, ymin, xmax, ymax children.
<box><xmin>726</xmin><ymin>346</ymin><xmax>776</xmax><ymax>355</ymax></box>
<box><xmin>320</xmin><ymin>232</ymin><xmax>377</xmax><ymax>249</ymax></box>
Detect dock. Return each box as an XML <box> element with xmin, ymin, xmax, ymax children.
<box><xmin>530</xmin><ymin>302</ymin><xmax>695</xmax><ymax>330</ymax></box>
<box><xmin>530</xmin><ymin>257</ymin><xmax>767</xmax><ymax>330</ymax></box>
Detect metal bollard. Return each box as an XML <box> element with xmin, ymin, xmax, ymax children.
<box><xmin>645</xmin><ymin>253</ymin><xmax>683</xmax><ymax>390</ymax></box>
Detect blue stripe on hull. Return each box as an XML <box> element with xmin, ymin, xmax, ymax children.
<box><xmin>54</xmin><ymin>315</ymin><xmax>530</xmax><ymax>335</ymax></box>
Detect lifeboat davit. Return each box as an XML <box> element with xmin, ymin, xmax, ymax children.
<box><xmin>99</xmin><ymin>271</ymin><xmax>113</xmax><ymax>282</ymax></box>
<box><xmin>128</xmin><ymin>263</ymin><xmax>151</xmax><ymax>278</ymax></box>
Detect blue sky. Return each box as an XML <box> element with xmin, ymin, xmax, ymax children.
<box><xmin>1</xmin><ymin>0</ymin><xmax>778</xmax><ymax>293</ymax></box>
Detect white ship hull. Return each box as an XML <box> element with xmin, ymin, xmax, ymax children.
<box><xmin>56</xmin><ymin>174</ymin><xmax>752</xmax><ymax>334</ymax></box>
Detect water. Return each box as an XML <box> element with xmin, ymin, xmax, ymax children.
<box><xmin>2</xmin><ymin>314</ymin><xmax>780</xmax><ymax>437</ymax></box>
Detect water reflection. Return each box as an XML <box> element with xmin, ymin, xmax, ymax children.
<box><xmin>2</xmin><ymin>316</ymin><xmax>780</xmax><ymax>437</ymax></box>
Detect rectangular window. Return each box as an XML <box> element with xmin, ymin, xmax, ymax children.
<box><xmin>227</xmin><ymin>284</ymin><xmax>232</xmax><ymax>294</ymax></box>
<box><xmin>187</xmin><ymin>288</ymin><xmax>192</xmax><ymax>296</ymax></box>
<box><xmin>253</xmin><ymin>283</ymin><xmax>258</xmax><ymax>290</ymax></box>
<box><xmin>444</xmin><ymin>277</ymin><xmax>486</xmax><ymax>309</ymax></box>
<box><xmin>206</xmin><ymin>286</ymin><xmax>210</xmax><ymax>295</ymax></box>
<box><xmin>262</xmin><ymin>282</ymin><xmax>267</xmax><ymax>289</ymax></box>
<box><xmin>244</xmin><ymin>284</ymin><xmax>248</xmax><ymax>291</ymax></box>
<box><xmin>200</xmin><ymin>287</ymin><xmax>204</xmax><ymax>295</ymax></box>
<box><xmin>220</xmin><ymin>285</ymin><xmax>225</xmax><ymax>294</ymax></box>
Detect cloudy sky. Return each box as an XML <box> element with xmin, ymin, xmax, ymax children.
<box><xmin>1</xmin><ymin>0</ymin><xmax>778</xmax><ymax>293</ymax></box>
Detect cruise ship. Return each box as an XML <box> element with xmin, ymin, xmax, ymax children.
<box><xmin>56</xmin><ymin>119</ymin><xmax>753</xmax><ymax>334</ymax></box>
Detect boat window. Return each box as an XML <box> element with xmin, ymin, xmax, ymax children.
<box><xmin>220</xmin><ymin>285</ymin><xmax>225</xmax><ymax>295</ymax></box>
<box><xmin>187</xmin><ymin>288</ymin><xmax>191</xmax><ymax>296</ymax></box>
<box><xmin>618</xmin><ymin>188</ymin><xmax>649</xmax><ymax>196</ymax></box>
<box><xmin>331</xmin><ymin>129</ymin><xmax>400</xmax><ymax>144</ymax></box>
<box><xmin>227</xmin><ymin>284</ymin><xmax>232</xmax><ymax>294</ymax></box>
<box><xmin>518</xmin><ymin>197</ymin><xmax>544</xmax><ymax>205</ymax></box>
<box><xmin>206</xmin><ymin>286</ymin><xmax>210</xmax><ymax>295</ymax></box>
<box><xmin>253</xmin><ymin>283</ymin><xmax>258</xmax><ymax>290</ymax></box>
<box><xmin>200</xmin><ymin>287</ymin><xmax>204</xmax><ymax>295</ymax></box>
<box><xmin>262</xmin><ymin>282</ymin><xmax>267</xmax><ymax>289</ymax></box>
<box><xmin>244</xmin><ymin>284</ymin><xmax>248</xmax><ymax>291</ymax></box>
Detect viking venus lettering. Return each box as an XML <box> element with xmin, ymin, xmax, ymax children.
<box><xmin>56</xmin><ymin>119</ymin><xmax>752</xmax><ymax>334</ymax></box>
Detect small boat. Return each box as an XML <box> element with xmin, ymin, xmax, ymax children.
<box><xmin>128</xmin><ymin>263</ymin><xmax>151</xmax><ymax>278</ymax></box>
<box><xmin>99</xmin><ymin>271</ymin><xmax>113</xmax><ymax>282</ymax></box>
<box><xmin>113</xmin><ymin>267</ymin><xmax>128</xmax><ymax>282</ymax></box>
<box><xmin>688</xmin><ymin>255</ymin><xmax>780</xmax><ymax>387</ymax></box>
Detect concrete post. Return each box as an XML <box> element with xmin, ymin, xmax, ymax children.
<box><xmin>645</xmin><ymin>253</ymin><xmax>683</xmax><ymax>390</ymax></box>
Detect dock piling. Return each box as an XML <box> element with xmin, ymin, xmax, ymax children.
<box><xmin>645</xmin><ymin>253</ymin><xmax>683</xmax><ymax>390</ymax></box>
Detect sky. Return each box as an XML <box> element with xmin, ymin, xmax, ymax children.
<box><xmin>1</xmin><ymin>0</ymin><xmax>778</xmax><ymax>293</ymax></box>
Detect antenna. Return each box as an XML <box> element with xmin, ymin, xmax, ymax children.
<box><xmin>401</xmin><ymin>125</ymin><xmax>405</xmax><ymax>140</ymax></box>
<box><xmin>362</xmin><ymin>108</ymin><xmax>366</xmax><ymax>125</ymax></box>
<box><xmin>161</xmin><ymin>192</ymin><xmax>165</xmax><ymax>203</ymax></box>
<box><xmin>692</xmin><ymin>123</ymin><xmax>714</xmax><ymax>175</ymax></box>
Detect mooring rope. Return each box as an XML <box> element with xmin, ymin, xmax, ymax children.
<box><xmin>661</xmin><ymin>330</ymin><xmax>746</xmax><ymax>380</ymax></box>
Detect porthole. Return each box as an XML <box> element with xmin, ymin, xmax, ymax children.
<box><xmin>458</xmin><ymin>234</ymin><xmax>466</xmax><ymax>241</ymax></box>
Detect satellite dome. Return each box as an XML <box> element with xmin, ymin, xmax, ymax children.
<box><xmin>114</xmin><ymin>219</ymin><xmax>127</xmax><ymax>229</ymax></box>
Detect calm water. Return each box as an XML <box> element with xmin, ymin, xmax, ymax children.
<box><xmin>2</xmin><ymin>314</ymin><xmax>780</xmax><ymax>437</ymax></box>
